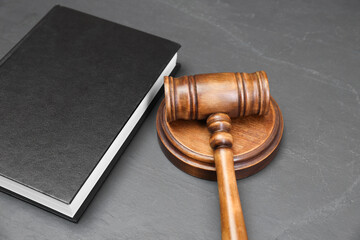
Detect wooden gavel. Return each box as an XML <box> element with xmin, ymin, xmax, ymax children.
<box><xmin>164</xmin><ymin>71</ymin><xmax>270</xmax><ymax>240</ymax></box>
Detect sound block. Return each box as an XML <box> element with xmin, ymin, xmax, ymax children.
<box><xmin>156</xmin><ymin>97</ymin><xmax>284</xmax><ymax>180</ymax></box>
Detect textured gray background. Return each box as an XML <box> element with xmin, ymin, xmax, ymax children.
<box><xmin>0</xmin><ymin>0</ymin><xmax>359</xmax><ymax>239</ymax></box>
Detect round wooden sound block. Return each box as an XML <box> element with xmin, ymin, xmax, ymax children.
<box><xmin>156</xmin><ymin>97</ymin><xmax>284</xmax><ymax>180</ymax></box>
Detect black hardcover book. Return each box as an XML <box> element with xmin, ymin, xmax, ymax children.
<box><xmin>0</xmin><ymin>5</ymin><xmax>180</xmax><ymax>221</ymax></box>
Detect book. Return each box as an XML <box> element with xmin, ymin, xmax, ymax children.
<box><xmin>0</xmin><ymin>5</ymin><xmax>180</xmax><ymax>221</ymax></box>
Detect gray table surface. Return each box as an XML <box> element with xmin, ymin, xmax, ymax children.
<box><xmin>0</xmin><ymin>0</ymin><xmax>359</xmax><ymax>239</ymax></box>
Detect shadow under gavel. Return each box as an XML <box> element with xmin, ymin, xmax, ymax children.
<box><xmin>164</xmin><ymin>71</ymin><xmax>270</xmax><ymax>240</ymax></box>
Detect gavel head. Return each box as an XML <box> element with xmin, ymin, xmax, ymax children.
<box><xmin>164</xmin><ymin>71</ymin><xmax>270</xmax><ymax>122</ymax></box>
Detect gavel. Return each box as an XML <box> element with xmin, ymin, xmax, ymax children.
<box><xmin>164</xmin><ymin>71</ymin><xmax>270</xmax><ymax>240</ymax></box>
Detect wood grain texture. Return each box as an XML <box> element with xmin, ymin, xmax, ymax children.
<box><xmin>164</xmin><ymin>71</ymin><xmax>270</xmax><ymax>122</ymax></box>
<box><xmin>157</xmin><ymin>98</ymin><xmax>283</xmax><ymax>239</ymax></box>
<box><xmin>207</xmin><ymin>113</ymin><xmax>247</xmax><ymax>240</ymax></box>
<box><xmin>156</xmin><ymin>97</ymin><xmax>283</xmax><ymax>180</ymax></box>
<box><xmin>158</xmin><ymin>71</ymin><xmax>283</xmax><ymax>239</ymax></box>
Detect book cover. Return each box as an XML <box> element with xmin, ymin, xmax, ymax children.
<box><xmin>0</xmin><ymin>5</ymin><xmax>180</xmax><ymax>221</ymax></box>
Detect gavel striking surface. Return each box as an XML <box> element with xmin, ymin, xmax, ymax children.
<box><xmin>156</xmin><ymin>97</ymin><xmax>284</xmax><ymax>180</ymax></box>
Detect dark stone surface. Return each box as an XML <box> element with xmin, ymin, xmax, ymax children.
<box><xmin>0</xmin><ymin>0</ymin><xmax>359</xmax><ymax>239</ymax></box>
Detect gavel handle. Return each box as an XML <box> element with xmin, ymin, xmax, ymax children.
<box><xmin>214</xmin><ymin>148</ymin><xmax>247</xmax><ymax>240</ymax></box>
<box><xmin>207</xmin><ymin>113</ymin><xmax>248</xmax><ymax>240</ymax></box>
